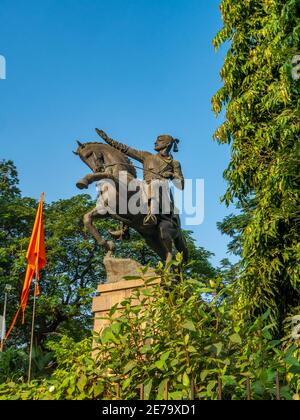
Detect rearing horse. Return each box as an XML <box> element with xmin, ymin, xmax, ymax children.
<box><xmin>74</xmin><ymin>141</ymin><xmax>189</xmax><ymax>264</ymax></box>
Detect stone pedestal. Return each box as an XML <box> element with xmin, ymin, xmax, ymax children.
<box><xmin>92</xmin><ymin>257</ymin><xmax>159</xmax><ymax>334</ymax></box>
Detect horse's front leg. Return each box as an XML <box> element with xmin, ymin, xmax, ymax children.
<box><xmin>83</xmin><ymin>207</ymin><xmax>115</xmax><ymax>256</ymax></box>
<box><xmin>76</xmin><ymin>172</ymin><xmax>115</xmax><ymax>190</ymax></box>
<box><xmin>76</xmin><ymin>174</ymin><xmax>91</xmax><ymax>190</ymax></box>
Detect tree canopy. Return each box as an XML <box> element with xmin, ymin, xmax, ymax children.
<box><xmin>212</xmin><ymin>0</ymin><xmax>300</xmax><ymax>331</ymax></box>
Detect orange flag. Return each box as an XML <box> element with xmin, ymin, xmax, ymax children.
<box><xmin>6</xmin><ymin>193</ymin><xmax>46</xmax><ymax>339</ymax></box>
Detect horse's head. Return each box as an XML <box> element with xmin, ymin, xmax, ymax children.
<box><xmin>74</xmin><ymin>140</ymin><xmax>137</xmax><ymax>178</ymax></box>
<box><xmin>73</xmin><ymin>141</ymin><xmax>105</xmax><ymax>173</ymax></box>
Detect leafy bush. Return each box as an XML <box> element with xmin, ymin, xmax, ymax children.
<box><xmin>0</xmin><ymin>348</ymin><xmax>28</xmax><ymax>383</ymax></box>
<box><xmin>0</xmin><ymin>260</ymin><xmax>299</xmax><ymax>400</ymax></box>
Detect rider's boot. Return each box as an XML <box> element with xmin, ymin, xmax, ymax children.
<box><xmin>109</xmin><ymin>223</ymin><xmax>130</xmax><ymax>240</ymax></box>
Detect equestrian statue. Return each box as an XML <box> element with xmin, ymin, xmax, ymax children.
<box><xmin>73</xmin><ymin>129</ymin><xmax>189</xmax><ymax>265</ymax></box>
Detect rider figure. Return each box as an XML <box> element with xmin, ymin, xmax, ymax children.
<box><xmin>95</xmin><ymin>129</ymin><xmax>184</xmax><ymax>232</ymax></box>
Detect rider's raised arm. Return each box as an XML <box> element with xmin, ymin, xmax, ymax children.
<box><xmin>96</xmin><ymin>128</ymin><xmax>150</xmax><ymax>163</ymax></box>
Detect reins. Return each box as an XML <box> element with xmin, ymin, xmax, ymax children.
<box><xmin>103</xmin><ymin>162</ymin><xmax>172</xmax><ymax>178</ymax></box>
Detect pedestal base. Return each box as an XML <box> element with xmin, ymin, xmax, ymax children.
<box><xmin>92</xmin><ymin>257</ymin><xmax>159</xmax><ymax>334</ymax></box>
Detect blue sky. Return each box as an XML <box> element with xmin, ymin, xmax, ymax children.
<box><xmin>0</xmin><ymin>0</ymin><xmax>236</xmax><ymax>265</ymax></box>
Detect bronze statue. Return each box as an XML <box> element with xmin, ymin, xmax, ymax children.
<box><xmin>74</xmin><ymin>129</ymin><xmax>188</xmax><ymax>264</ymax></box>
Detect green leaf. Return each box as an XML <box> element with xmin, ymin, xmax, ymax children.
<box><xmin>182</xmin><ymin>372</ymin><xmax>190</xmax><ymax>387</ymax></box>
<box><xmin>160</xmin><ymin>351</ymin><xmax>171</xmax><ymax>362</ymax></box>
<box><xmin>157</xmin><ymin>379</ymin><xmax>168</xmax><ymax>400</ymax></box>
<box><xmin>289</xmin><ymin>366</ymin><xmax>300</xmax><ymax>375</ymax></box>
<box><xmin>144</xmin><ymin>379</ymin><xmax>153</xmax><ymax>400</ymax></box>
<box><xmin>123</xmin><ymin>275</ymin><xmax>142</xmax><ymax>280</ymax></box>
<box><xmin>155</xmin><ymin>360</ymin><xmax>165</xmax><ymax>371</ymax></box>
<box><xmin>280</xmin><ymin>386</ymin><xmax>293</xmax><ymax>400</ymax></box>
<box><xmin>123</xmin><ymin>360</ymin><xmax>137</xmax><ymax>374</ymax></box>
<box><xmin>182</xmin><ymin>320</ymin><xmax>196</xmax><ymax>332</ymax></box>
<box><xmin>253</xmin><ymin>381</ymin><xmax>264</xmax><ymax>396</ymax></box>
<box><xmin>101</xmin><ymin>327</ymin><xmax>116</xmax><ymax>344</ymax></box>
<box><xmin>122</xmin><ymin>377</ymin><xmax>131</xmax><ymax>390</ymax></box>
<box><xmin>169</xmin><ymin>391</ymin><xmax>184</xmax><ymax>400</ymax></box>
<box><xmin>285</xmin><ymin>355</ymin><xmax>300</xmax><ymax>367</ymax></box>
<box><xmin>170</xmin><ymin>358</ymin><xmax>179</xmax><ymax>368</ymax></box>
<box><xmin>262</xmin><ymin>329</ymin><xmax>272</xmax><ymax>340</ymax></box>
<box><xmin>213</xmin><ymin>342</ymin><xmax>223</xmax><ymax>356</ymax></box>
<box><xmin>207</xmin><ymin>381</ymin><xmax>217</xmax><ymax>396</ymax></box>
<box><xmin>229</xmin><ymin>333</ymin><xmax>242</xmax><ymax>345</ymax></box>
<box><xmin>199</xmin><ymin>287</ymin><xmax>214</xmax><ymax>294</ymax></box>
<box><xmin>262</xmin><ymin>309</ymin><xmax>271</xmax><ymax>321</ymax></box>
<box><xmin>222</xmin><ymin>375</ymin><xmax>236</xmax><ymax>386</ymax></box>
<box><xmin>93</xmin><ymin>381</ymin><xmax>104</xmax><ymax>398</ymax></box>
<box><xmin>111</xmin><ymin>322</ymin><xmax>121</xmax><ymax>336</ymax></box>
<box><xmin>77</xmin><ymin>374</ymin><xmax>87</xmax><ymax>392</ymax></box>
<box><xmin>200</xmin><ymin>370</ymin><xmax>210</xmax><ymax>382</ymax></box>
<box><xmin>109</xmin><ymin>303</ymin><xmax>119</xmax><ymax>317</ymax></box>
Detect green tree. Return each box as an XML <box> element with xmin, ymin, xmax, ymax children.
<box><xmin>217</xmin><ymin>199</ymin><xmax>255</xmax><ymax>257</ymax></box>
<box><xmin>0</xmin><ymin>160</ymin><xmax>38</xmax><ymax>346</ymax></box>
<box><xmin>0</xmin><ymin>160</ymin><xmax>20</xmax><ymax>199</ymax></box>
<box><xmin>212</xmin><ymin>0</ymin><xmax>300</xmax><ymax>332</ymax></box>
<box><xmin>0</xmin><ymin>160</ymin><xmax>114</xmax><ymax>348</ymax></box>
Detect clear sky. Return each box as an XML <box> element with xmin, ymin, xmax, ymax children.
<box><xmin>0</xmin><ymin>0</ymin><xmax>236</xmax><ymax>266</ymax></box>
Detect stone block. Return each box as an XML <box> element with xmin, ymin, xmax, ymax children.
<box><xmin>93</xmin><ymin>258</ymin><xmax>160</xmax><ymax>334</ymax></box>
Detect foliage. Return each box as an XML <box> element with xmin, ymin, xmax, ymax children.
<box><xmin>0</xmin><ymin>348</ymin><xmax>28</xmax><ymax>383</ymax></box>
<box><xmin>0</xmin><ymin>261</ymin><xmax>299</xmax><ymax>400</ymax></box>
<box><xmin>212</xmin><ymin>0</ymin><xmax>300</xmax><ymax>331</ymax></box>
<box><xmin>0</xmin><ymin>189</ymin><xmax>107</xmax><ymax>348</ymax></box>
<box><xmin>0</xmin><ymin>338</ymin><xmax>104</xmax><ymax>400</ymax></box>
<box><xmin>0</xmin><ymin>160</ymin><xmax>20</xmax><ymax>199</ymax></box>
<box><xmin>217</xmin><ymin>199</ymin><xmax>255</xmax><ymax>257</ymax></box>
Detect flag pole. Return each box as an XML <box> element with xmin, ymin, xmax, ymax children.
<box><xmin>0</xmin><ymin>290</ymin><xmax>8</xmax><ymax>352</ymax></box>
<box><xmin>27</xmin><ymin>260</ymin><xmax>38</xmax><ymax>384</ymax></box>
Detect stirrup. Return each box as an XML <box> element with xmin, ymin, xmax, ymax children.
<box><xmin>109</xmin><ymin>228</ymin><xmax>130</xmax><ymax>240</ymax></box>
<box><xmin>143</xmin><ymin>213</ymin><xmax>157</xmax><ymax>226</ymax></box>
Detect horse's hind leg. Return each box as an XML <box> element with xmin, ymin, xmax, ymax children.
<box><xmin>159</xmin><ymin>220</ymin><xmax>176</xmax><ymax>266</ymax></box>
<box><xmin>144</xmin><ymin>235</ymin><xmax>167</xmax><ymax>261</ymax></box>
<box><xmin>83</xmin><ymin>208</ymin><xmax>115</xmax><ymax>255</ymax></box>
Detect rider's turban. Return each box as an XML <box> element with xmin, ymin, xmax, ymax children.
<box><xmin>157</xmin><ymin>135</ymin><xmax>180</xmax><ymax>152</ymax></box>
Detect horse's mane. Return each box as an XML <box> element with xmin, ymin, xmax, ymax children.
<box><xmin>84</xmin><ymin>142</ymin><xmax>137</xmax><ymax>178</ymax></box>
